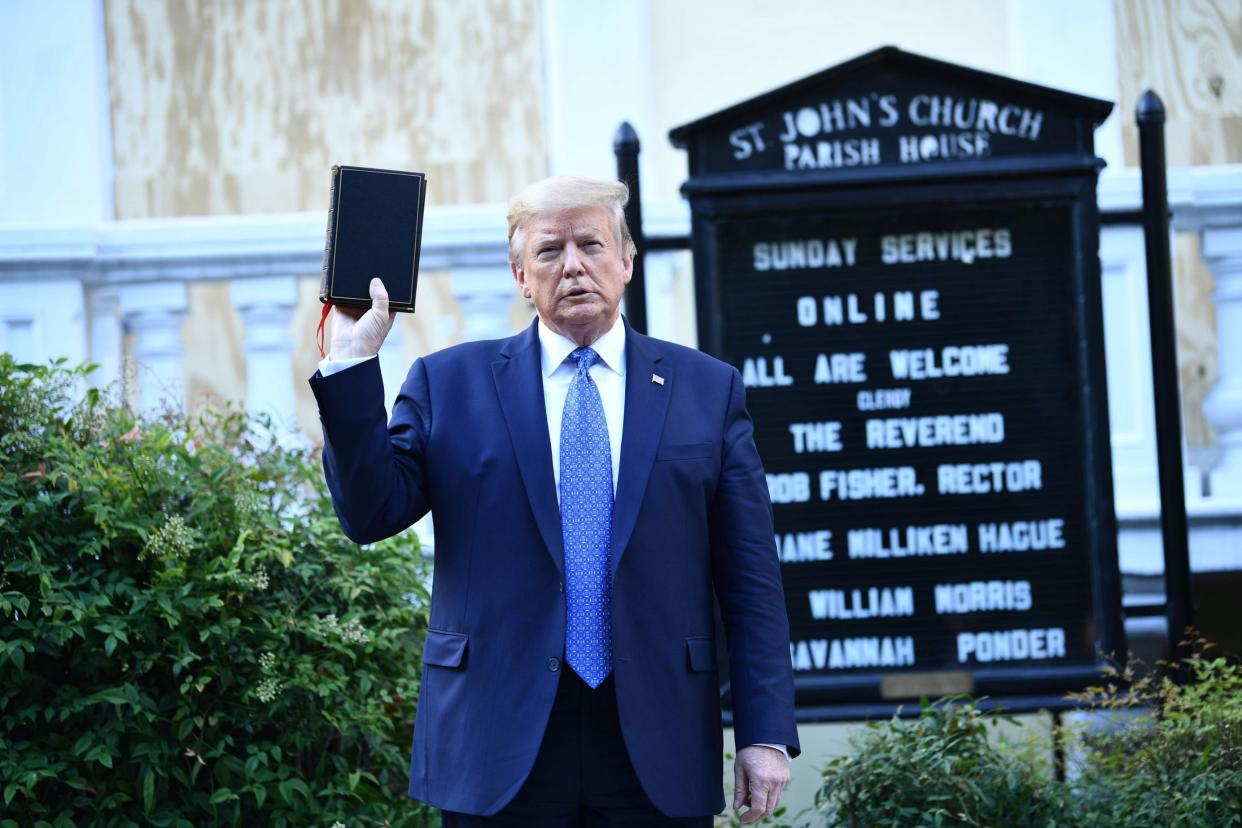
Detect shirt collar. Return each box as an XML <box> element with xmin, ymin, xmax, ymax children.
<box><xmin>538</xmin><ymin>316</ymin><xmax>626</xmax><ymax>378</ymax></box>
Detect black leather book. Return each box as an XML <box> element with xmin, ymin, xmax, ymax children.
<box><xmin>319</xmin><ymin>165</ymin><xmax>426</xmax><ymax>313</ymax></box>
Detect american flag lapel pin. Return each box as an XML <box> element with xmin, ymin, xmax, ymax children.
<box><xmin>651</xmin><ymin>373</ymin><xmax>665</xmax><ymax>386</ymax></box>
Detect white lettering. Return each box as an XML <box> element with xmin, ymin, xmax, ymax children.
<box><xmin>754</xmin><ymin>239</ymin><xmax>857</xmax><ymax>271</ymax></box>
<box><xmin>889</xmin><ymin>345</ymin><xmax>1010</xmax><ymax>380</ymax></box>
<box><xmin>815</xmin><ymin>352</ymin><xmax>867</xmax><ymax>384</ymax></box>
<box><xmin>742</xmin><ymin>356</ymin><xmax>795</xmax><ymax>388</ymax></box>
<box><xmin>791</xmin><ymin>636</ymin><xmax>916</xmax><ymax>670</ymax></box>
<box><xmin>934</xmin><ymin>580</ymin><xmax>1032</xmax><ymax>613</ymax></box>
<box><xmin>767</xmin><ymin>472</ymin><xmax>811</xmax><ymax>504</ymax></box>
<box><xmin>880</xmin><ymin>229</ymin><xmax>1013</xmax><ymax>265</ymax></box>
<box><xmin>978</xmin><ymin>519</ymin><xmax>1066</xmax><ymax>552</ymax></box>
<box><xmin>847</xmin><ymin>524</ymin><xmax>969</xmax><ymax>559</ymax></box>
<box><xmin>937</xmin><ymin>461</ymin><xmax>1042</xmax><ymax>495</ymax></box>
<box><xmin>957</xmin><ymin>628</ymin><xmax>1067</xmax><ymax>663</ymax></box>
<box><xmin>777</xmin><ymin>530</ymin><xmax>833</xmax><ymax>563</ymax></box>
<box><xmin>819</xmin><ymin>467</ymin><xmax>924</xmax><ymax>500</ymax></box>
<box><xmin>856</xmin><ymin>388</ymin><xmax>913</xmax><ymax>411</ymax></box>
<box><xmin>865</xmin><ymin>412</ymin><xmax>1005</xmax><ymax>449</ymax></box>
<box><xmin>809</xmin><ymin>586</ymin><xmax>915</xmax><ymax>620</ymax></box>
<box><xmin>789</xmin><ymin>421</ymin><xmax>844</xmax><ymax>453</ymax></box>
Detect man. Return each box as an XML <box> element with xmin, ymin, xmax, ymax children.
<box><xmin>309</xmin><ymin>176</ymin><xmax>799</xmax><ymax>826</ymax></box>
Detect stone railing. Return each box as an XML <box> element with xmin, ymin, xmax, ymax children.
<box><xmin>1096</xmin><ymin>165</ymin><xmax>1242</xmax><ymax>575</ymax></box>
<box><xmin>1</xmin><ymin>169</ymin><xmax>1239</xmax><ymax>572</ymax></box>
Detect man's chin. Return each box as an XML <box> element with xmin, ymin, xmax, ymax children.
<box><xmin>552</xmin><ymin>309</ymin><xmax>616</xmax><ymax>343</ymax></box>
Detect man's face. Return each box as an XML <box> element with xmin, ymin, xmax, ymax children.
<box><xmin>511</xmin><ymin>206</ymin><xmax>633</xmax><ymax>345</ymax></box>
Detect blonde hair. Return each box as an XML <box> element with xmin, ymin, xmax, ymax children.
<box><xmin>507</xmin><ymin>176</ymin><xmax>636</xmax><ymax>263</ymax></box>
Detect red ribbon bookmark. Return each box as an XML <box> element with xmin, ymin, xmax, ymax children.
<box><xmin>316</xmin><ymin>301</ymin><xmax>333</xmax><ymax>359</ymax></box>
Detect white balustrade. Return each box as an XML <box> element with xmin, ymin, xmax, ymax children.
<box><xmin>119</xmin><ymin>282</ymin><xmax>188</xmax><ymax>413</ymax></box>
<box><xmin>451</xmin><ymin>266</ymin><xmax>520</xmax><ymax>342</ymax></box>
<box><xmin>1202</xmin><ymin>224</ymin><xmax>1242</xmax><ymax>500</ymax></box>
<box><xmin>232</xmin><ymin>275</ymin><xmax>300</xmax><ymax>431</ymax></box>
<box><xmin>86</xmin><ymin>286</ymin><xmax>122</xmax><ymax>393</ymax></box>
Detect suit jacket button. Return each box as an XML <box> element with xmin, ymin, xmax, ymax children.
<box><xmin>547</xmin><ymin>657</ymin><xmax>560</xmax><ymax>672</ymax></box>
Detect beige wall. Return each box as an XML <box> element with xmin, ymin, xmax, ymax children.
<box><xmin>1115</xmin><ymin>0</ymin><xmax>1241</xmax><ymax>450</ymax></box>
<box><xmin>645</xmin><ymin>0</ymin><xmax>1018</xmax><ymax>205</ymax></box>
<box><xmin>104</xmin><ymin>0</ymin><xmax>547</xmax><ymax>218</ymax></box>
<box><xmin>105</xmin><ymin>0</ymin><xmax>545</xmax><ymax>427</ymax></box>
<box><xmin>1115</xmin><ymin>0</ymin><xmax>1242</xmax><ymax>168</ymax></box>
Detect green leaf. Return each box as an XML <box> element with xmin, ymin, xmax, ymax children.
<box><xmin>208</xmin><ymin>787</ymin><xmax>234</xmax><ymax>804</ymax></box>
<box><xmin>88</xmin><ymin>687</ymin><xmax>130</xmax><ymax>706</ymax></box>
<box><xmin>142</xmin><ymin>767</ymin><xmax>155</xmax><ymax>813</ymax></box>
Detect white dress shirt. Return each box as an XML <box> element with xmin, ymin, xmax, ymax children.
<box><xmin>318</xmin><ymin>319</ymin><xmax>788</xmax><ymax>760</ymax></box>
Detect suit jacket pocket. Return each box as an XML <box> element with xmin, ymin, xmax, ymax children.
<box><xmin>424</xmin><ymin>629</ymin><xmax>468</xmax><ymax>668</ymax></box>
<box><xmin>657</xmin><ymin>441</ymin><xmax>713</xmax><ymax>461</ymax></box>
<box><xmin>686</xmin><ymin>636</ymin><xmax>717</xmax><ymax>671</ymax></box>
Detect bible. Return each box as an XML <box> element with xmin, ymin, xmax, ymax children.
<box><xmin>319</xmin><ymin>164</ymin><xmax>427</xmax><ymax>314</ymax></box>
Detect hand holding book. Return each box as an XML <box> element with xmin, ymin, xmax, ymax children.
<box><xmin>330</xmin><ymin>277</ymin><xmax>397</xmax><ymax>359</ymax></box>
<box><xmin>316</xmin><ymin>165</ymin><xmax>425</xmax><ymax>358</ymax></box>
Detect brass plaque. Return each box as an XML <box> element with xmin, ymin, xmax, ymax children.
<box><xmin>880</xmin><ymin>671</ymin><xmax>975</xmax><ymax>700</ymax></box>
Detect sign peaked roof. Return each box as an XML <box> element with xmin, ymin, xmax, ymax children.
<box><xmin>670</xmin><ymin>46</ymin><xmax>1112</xmax><ymax>146</ymax></box>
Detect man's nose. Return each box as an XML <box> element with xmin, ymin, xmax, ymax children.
<box><xmin>562</xmin><ymin>244</ymin><xmax>586</xmax><ymax>276</ymax></box>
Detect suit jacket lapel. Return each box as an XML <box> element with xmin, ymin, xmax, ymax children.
<box><xmin>611</xmin><ymin>321</ymin><xmax>671</xmax><ymax>575</ymax></box>
<box><xmin>492</xmin><ymin>320</ymin><xmax>564</xmax><ymax>577</ymax></box>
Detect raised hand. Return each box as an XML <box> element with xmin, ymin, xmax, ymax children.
<box><xmin>329</xmin><ymin>277</ymin><xmax>398</xmax><ymax>359</ymax></box>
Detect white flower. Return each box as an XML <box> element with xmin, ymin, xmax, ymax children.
<box><xmin>339</xmin><ymin>617</ymin><xmax>369</xmax><ymax>645</ymax></box>
<box><xmin>141</xmin><ymin>514</ymin><xmax>193</xmax><ymax>560</ymax></box>
<box><xmin>316</xmin><ymin>613</ymin><xmax>370</xmax><ymax>645</ymax></box>
<box><xmin>255</xmin><ymin>677</ymin><xmax>281</xmax><ymax>703</ymax></box>
<box><xmin>258</xmin><ymin>651</ymin><xmax>276</xmax><ymax>670</ymax></box>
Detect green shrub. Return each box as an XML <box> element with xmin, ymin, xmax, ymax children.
<box><xmin>1066</xmin><ymin>641</ymin><xmax>1242</xmax><ymax>827</ymax></box>
<box><xmin>811</xmin><ymin>645</ymin><xmax>1241</xmax><ymax>827</ymax></box>
<box><xmin>0</xmin><ymin>356</ymin><xmax>436</xmax><ymax>827</ymax></box>
<box><xmin>814</xmin><ymin>696</ymin><xmax>1068</xmax><ymax>827</ymax></box>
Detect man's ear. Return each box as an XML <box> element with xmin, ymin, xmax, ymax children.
<box><xmin>622</xmin><ymin>253</ymin><xmax>634</xmax><ymax>285</ymax></box>
<box><xmin>511</xmin><ymin>261</ymin><xmax>532</xmax><ymax>299</ymax></box>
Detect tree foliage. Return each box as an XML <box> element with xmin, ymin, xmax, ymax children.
<box><xmin>0</xmin><ymin>356</ymin><xmax>436</xmax><ymax>827</ymax></box>
<box><xmin>1066</xmin><ymin>639</ymin><xmax>1242</xmax><ymax>827</ymax></box>
<box><xmin>814</xmin><ymin>645</ymin><xmax>1242</xmax><ymax>827</ymax></box>
<box><xmin>815</xmin><ymin>696</ymin><xmax>1067</xmax><ymax>827</ymax></box>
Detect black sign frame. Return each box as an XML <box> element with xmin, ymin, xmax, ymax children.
<box><xmin>671</xmin><ymin>47</ymin><xmax>1125</xmax><ymax>714</ymax></box>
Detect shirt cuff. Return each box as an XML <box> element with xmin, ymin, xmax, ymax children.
<box><xmin>750</xmin><ymin>743</ymin><xmax>791</xmax><ymax>762</ymax></box>
<box><xmin>318</xmin><ymin>354</ymin><xmax>376</xmax><ymax>377</ymax></box>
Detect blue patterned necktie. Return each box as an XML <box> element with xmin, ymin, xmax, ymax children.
<box><xmin>559</xmin><ymin>347</ymin><xmax>613</xmax><ymax>688</ymax></box>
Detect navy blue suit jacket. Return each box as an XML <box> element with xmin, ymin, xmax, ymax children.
<box><xmin>308</xmin><ymin>318</ymin><xmax>799</xmax><ymax>817</ymax></box>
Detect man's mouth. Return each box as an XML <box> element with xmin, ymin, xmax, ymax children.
<box><xmin>564</xmin><ymin>288</ymin><xmax>593</xmax><ymax>298</ymax></box>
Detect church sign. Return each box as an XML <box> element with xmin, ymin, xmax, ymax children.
<box><xmin>670</xmin><ymin>47</ymin><xmax>1124</xmax><ymax>710</ymax></box>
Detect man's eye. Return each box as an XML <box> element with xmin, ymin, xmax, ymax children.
<box><xmin>583</xmin><ymin>241</ymin><xmax>604</xmax><ymax>250</ymax></box>
<box><xmin>537</xmin><ymin>247</ymin><xmax>559</xmax><ymax>258</ymax></box>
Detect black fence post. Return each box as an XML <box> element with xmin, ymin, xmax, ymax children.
<box><xmin>1136</xmin><ymin>90</ymin><xmax>1194</xmax><ymax>666</ymax></box>
<box><xmin>614</xmin><ymin>121</ymin><xmax>648</xmax><ymax>335</ymax></box>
